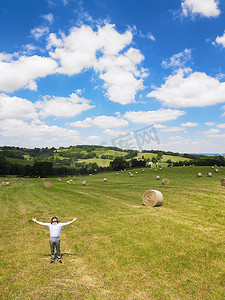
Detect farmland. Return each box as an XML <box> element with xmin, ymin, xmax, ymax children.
<box><xmin>1</xmin><ymin>166</ymin><xmax>224</xmax><ymax>299</ymax></box>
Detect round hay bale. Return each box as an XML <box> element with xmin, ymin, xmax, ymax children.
<box><xmin>197</xmin><ymin>173</ymin><xmax>202</xmax><ymax>178</ymax></box>
<box><xmin>221</xmin><ymin>178</ymin><xmax>225</xmax><ymax>186</ymax></box>
<box><xmin>154</xmin><ymin>169</ymin><xmax>158</xmax><ymax>172</ymax></box>
<box><xmin>156</xmin><ymin>175</ymin><xmax>160</xmax><ymax>180</ymax></box>
<box><xmin>44</xmin><ymin>181</ymin><xmax>52</xmax><ymax>188</ymax></box>
<box><xmin>183</xmin><ymin>165</ymin><xmax>186</xmax><ymax>167</ymax></box>
<box><xmin>211</xmin><ymin>166</ymin><xmax>214</xmax><ymax>169</ymax></box>
<box><xmin>220</xmin><ymin>166</ymin><xmax>223</xmax><ymax>169</ymax></box>
<box><xmin>162</xmin><ymin>178</ymin><xmax>170</xmax><ymax>185</ymax></box>
<box><xmin>142</xmin><ymin>190</ymin><xmax>164</xmax><ymax>207</ymax></box>
<box><xmin>214</xmin><ymin>169</ymin><xmax>219</xmax><ymax>173</ymax></box>
<box><xmin>104</xmin><ymin>178</ymin><xmax>107</xmax><ymax>182</ymax></box>
<box><xmin>82</xmin><ymin>180</ymin><xmax>88</xmax><ymax>186</ymax></box>
<box><xmin>136</xmin><ymin>171</ymin><xmax>138</xmax><ymax>174</ymax></box>
<box><xmin>67</xmin><ymin>180</ymin><xmax>71</xmax><ymax>184</ymax></box>
<box><xmin>89</xmin><ymin>174</ymin><xmax>92</xmax><ymax>176</ymax></box>
<box><xmin>130</xmin><ymin>174</ymin><xmax>133</xmax><ymax>177</ymax></box>
<box><xmin>159</xmin><ymin>168</ymin><xmax>162</xmax><ymax>171</ymax></box>
<box><xmin>207</xmin><ymin>172</ymin><xmax>213</xmax><ymax>177</ymax></box>
<box><xmin>116</xmin><ymin>173</ymin><xmax>119</xmax><ymax>175</ymax></box>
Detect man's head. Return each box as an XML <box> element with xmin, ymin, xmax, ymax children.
<box><xmin>51</xmin><ymin>216</ymin><xmax>59</xmax><ymax>224</ymax></box>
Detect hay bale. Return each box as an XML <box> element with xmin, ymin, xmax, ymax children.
<box><xmin>116</xmin><ymin>173</ymin><xmax>119</xmax><ymax>175</ymax></box>
<box><xmin>130</xmin><ymin>174</ymin><xmax>133</xmax><ymax>177</ymax></box>
<box><xmin>197</xmin><ymin>173</ymin><xmax>202</xmax><ymax>178</ymax></box>
<box><xmin>136</xmin><ymin>171</ymin><xmax>138</xmax><ymax>174</ymax></box>
<box><xmin>89</xmin><ymin>174</ymin><xmax>92</xmax><ymax>176</ymax></box>
<box><xmin>211</xmin><ymin>166</ymin><xmax>214</xmax><ymax>169</ymax></box>
<box><xmin>221</xmin><ymin>178</ymin><xmax>225</xmax><ymax>186</ymax></box>
<box><xmin>162</xmin><ymin>178</ymin><xmax>170</xmax><ymax>185</ymax></box>
<box><xmin>207</xmin><ymin>172</ymin><xmax>213</xmax><ymax>177</ymax></box>
<box><xmin>156</xmin><ymin>176</ymin><xmax>160</xmax><ymax>180</ymax></box>
<box><xmin>154</xmin><ymin>169</ymin><xmax>158</xmax><ymax>172</ymax></box>
<box><xmin>142</xmin><ymin>168</ymin><xmax>145</xmax><ymax>172</ymax></box>
<box><xmin>82</xmin><ymin>180</ymin><xmax>88</xmax><ymax>186</ymax></box>
<box><xmin>104</xmin><ymin>178</ymin><xmax>107</xmax><ymax>182</ymax></box>
<box><xmin>142</xmin><ymin>190</ymin><xmax>164</xmax><ymax>207</ymax></box>
<box><xmin>159</xmin><ymin>168</ymin><xmax>162</xmax><ymax>171</ymax></box>
<box><xmin>214</xmin><ymin>169</ymin><xmax>219</xmax><ymax>173</ymax></box>
<box><xmin>44</xmin><ymin>181</ymin><xmax>52</xmax><ymax>188</ymax></box>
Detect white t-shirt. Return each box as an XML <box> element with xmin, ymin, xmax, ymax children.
<box><xmin>43</xmin><ymin>222</ymin><xmax>68</xmax><ymax>238</ymax></box>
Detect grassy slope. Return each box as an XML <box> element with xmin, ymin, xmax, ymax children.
<box><xmin>1</xmin><ymin>166</ymin><xmax>224</xmax><ymax>299</ymax></box>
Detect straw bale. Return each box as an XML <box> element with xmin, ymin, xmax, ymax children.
<box><xmin>142</xmin><ymin>189</ymin><xmax>164</xmax><ymax>207</ymax></box>
<box><xmin>197</xmin><ymin>173</ymin><xmax>202</xmax><ymax>178</ymax></box>
<box><xmin>207</xmin><ymin>172</ymin><xmax>212</xmax><ymax>177</ymax></box>
<box><xmin>162</xmin><ymin>178</ymin><xmax>170</xmax><ymax>185</ymax></box>
<box><xmin>159</xmin><ymin>168</ymin><xmax>162</xmax><ymax>171</ymax></box>
<box><xmin>142</xmin><ymin>169</ymin><xmax>145</xmax><ymax>172</ymax></box>
<box><xmin>220</xmin><ymin>166</ymin><xmax>223</xmax><ymax>168</ymax></box>
<box><xmin>89</xmin><ymin>174</ymin><xmax>92</xmax><ymax>176</ymax></box>
<box><xmin>104</xmin><ymin>178</ymin><xmax>107</xmax><ymax>182</ymax></box>
<box><xmin>214</xmin><ymin>169</ymin><xmax>219</xmax><ymax>173</ymax></box>
<box><xmin>136</xmin><ymin>171</ymin><xmax>138</xmax><ymax>174</ymax></box>
<box><xmin>130</xmin><ymin>174</ymin><xmax>133</xmax><ymax>177</ymax></box>
<box><xmin>155</xmin><ymin>169</ymin><xmax>158</xmax><ymax>172</ymax></box>
<box><xmin>116</xmin><ymin>173</ymin><xmax>119</xmax><ymax>175</ymax></box>
<box><xmin>156</xmin><ymin>176</ymin><xmax>160</xmax><ymax>180</ymax></box>
<box><xmin>183</xmin><ymin>165</ymin><xmax>186</xmax><ymax>167</ymax></box>
<box><xmin>44</xmin><ymin>181</ymin><xmax>52</xmax><ymax>188</ymax></box>
<box><xmin>211</xmin><ymin>166</ymin><xmax>214</xmax><ymax>169</ymax></box>
<box><xmin>67</xmin><ymin>180</ymin><xmax>71</xmax><ymax>184</ymax></box>
<box><xmin>82</xmin><ymin>180</ymin><xmax>88</xmax><ymax>186</ymax></box>
<box><xmin>221</xmin><ymin>178</ymin><xmax>225</xmax><ymax>186</ymax></box>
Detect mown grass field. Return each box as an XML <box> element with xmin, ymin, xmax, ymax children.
<box><xmin>0</xmin><ymin>166</ymin><xmax>224</xmax><ymax>299</ymax></box>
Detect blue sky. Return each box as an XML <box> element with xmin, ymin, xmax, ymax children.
<box><xmin>1</xmin><ymin>0</ymin><xmax>225</xmax><ymax>153</ymax></box>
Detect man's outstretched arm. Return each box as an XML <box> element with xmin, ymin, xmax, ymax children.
<box><xmin>32</xmin><ymin>217</ymin><xmax>45</xmax><ymax>225</ymax></box>
<box><xmin>64</xmin><ymin>217</ymin><xmax>77</xmax><ymax>226</ymax></box>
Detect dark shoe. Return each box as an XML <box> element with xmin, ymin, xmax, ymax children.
<box><xmin>58</xmin><ymin>260</ymin><xmax>62</xmax><ymax>263</ymax></box>
<box><xmin>50</xmin><ymin>260</ymin><xmax>54</xmax><ymax>264</ymax></box>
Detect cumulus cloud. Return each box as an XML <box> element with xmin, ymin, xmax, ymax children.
<box><xmin>103</xmin><ymin>129</ymin><xmax>128</xmax><ymax>136</ymax></box>
<box><xmin>213</xmin><ymin>31</ymin><xmax>225</xmax><ymax>47</ymax></box>
<box><xmin>123</xmin><ymin>108</ymin><xmax>185</xmax><ymax>124</ymax></box>
<box><xmin>181</xmin><ymin>0</ymin><xmax>220</xmax><ymax>18</ymax></box>
<box><xmin>48</xmin><ymin>24</ymin><xmax>145</xmax><ymax>104</ymax></box>
<box><xmin>205</xmin><ymin>122</ymin><xmax>216</xmax><ymax>126</ymax></box>
<box><xmin>69</xmin><ymin>115</ymin><xmax>129</xmax><ymax>128</ymax></box>
<box><xmin>148</xmin><ymin>69</ymin><xmax>225</xmax><ymax>107</ymax></box>
<box><xmin>202</xmin><ymin>128</ymin><xmax>220</xmax><ymax>135</ymax></box>
<box><xmin>0</xmin><ymin>119</ymin><xmax>81</xmax><ymax>144</ymax></box>
<box><xmin>216</xmin><ymin>123</ymin><xmax>225</xmax><ymax>128</ymax></box>
<box><xmin>0</xmin><ymin>55</ymin><xmax>57</xmax><ymax>93</ymax></box>
<box><xmin>181</xmin><ymin>122</ymin><xmax>199</xmax><ymax>127</ymax></box>
<box><xmin>31</xmin><ymin>26</ymin><xmax>49</xmax><ymax>40</ymax></box>
<box><xmin>161</xmin><ymin>126</ymin><xmax>186</xmax><ymax>132</ymax></box>
<box><xmin>0</xmin><ymin>94</ymin><xmax>38</xmax><ymax>120</ymax></box>
<box><xmin>36</xmin><ymin>92</ymin><xmax>94</xmax><ymax>118</ymax></box>
<box><xmin>162</xmin><ymin>49</ymin><xmax>192</xmax><ymax>69</ymax></box>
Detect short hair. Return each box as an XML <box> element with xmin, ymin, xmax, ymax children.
<box><xmin>51</xmin><ymin>216</ymin><xmax>59</xmax><ymax>224</ymax></box>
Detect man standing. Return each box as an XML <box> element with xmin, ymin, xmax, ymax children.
<box><xmin>32</xmin><ymin>216</ymin><xmax>77</xmax><ymax>264</ymax></box>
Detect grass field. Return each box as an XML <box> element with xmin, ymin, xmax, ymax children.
<box><xmin>0</xmin><ymin>166</ymin><xmax>225</xmax><ymax>299</ymax></box>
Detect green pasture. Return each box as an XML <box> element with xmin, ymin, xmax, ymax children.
<box><xmin>0</xmin><ymin>166</ymin><xmax>224</xmax><ymax>299</ymax></box>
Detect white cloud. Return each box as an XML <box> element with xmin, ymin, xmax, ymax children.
<box><xmin>217</xmin><ymin>123</ymin><xmax>225</xmax><ymax>128</ymax></box>
<box><xmin>123</xmin><ymin>108</ymin><xmax>185</xmax><ymax>124</ymax></box>
<box><xmin>0</xmin><ymin>55</ymin><xmax>57</xmax><ymax>93</ymax></box>
<box><xmin>42</xmin><ymin>13</ymin><xmax>54</xmax><ymax>24</ymax></box>
<box><xmin>49</xmin><ymin>24</ymin><xmax>145</xmax><ymax>104</ymax></box>
<box><xmin>162</xmin><ymin>49</ymin><xmax>192</xmax><ymax>69</ymax></box>
<box><xmin>147</xmin><ymin>32</ymin><xmax>156</xmax><ymax>41</ymax></box>
<box><xmin>181</xmin><ymin>0</ymin><xmax>220</xmax><ymax>18</ymax></box>
<box><xmin>203</xmin><ymin>128</ymin><xmax>220</xmax><ymax>135</ymax></box>
<box><xmin>0</xmin><ymin>119</ymin><xmax>81</xmax><ymax>146</ymax></box>
<box><xmin>0</xmin><ymin>94</ymin><xmax>37</xmax><ymax>120</ymax></box>
<box><xmin>69</xmin><ymin>115</ymin><xmax>128</xmax><ymax>128</ymax></box>
<box><xmin>148</xmin><ymin>69</ymin><xmax>225</xmax><ymax>107</ymax></box>
<box><xmin>205</xmin><ymin>122</ymin><xmax>216</xmax><ymax>126</ymax></box>
<box><xmin>103</xmin><ymin>129</ymin><xmax>128</xmax><ymax>136</ymax></box>
<box><xmin>161</xmin><ymin>126</ymin><xmax>186</xmax><ymax>132</ymax></box>
<box><xmin>31</xmin><ymin>26</ymin><xmax>49</xmax><ymax>40</ymax></box>
<box><xmin>213</xmin><ymin>31</ymin><xmax>225</xmax><ymax>47</ymax></box>
<box><xmin>36</xmin><ymin>92</ymin><xmax>94</xmax><ymax>118</ymax></box>
<box><xmin>181</xmin><ymin>122</ymin><xmax>199</xmax><ymax>127</ymax></box>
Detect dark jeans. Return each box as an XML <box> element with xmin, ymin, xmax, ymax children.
<box><xmin>49</xmin><ymin>237</ymin><xmax>61</xmax><ymax>261</ymax></box>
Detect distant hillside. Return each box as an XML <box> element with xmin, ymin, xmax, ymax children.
<box><xmin>0</xmin><ymin>145</ymin><xmax>192</xmax><ymax>168</ymax></box>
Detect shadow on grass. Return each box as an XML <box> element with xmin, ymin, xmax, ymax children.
<box><xmin>42</xmin><ymin>252</ymin><xmax>77</xmax><ymax>257</ymax></box>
